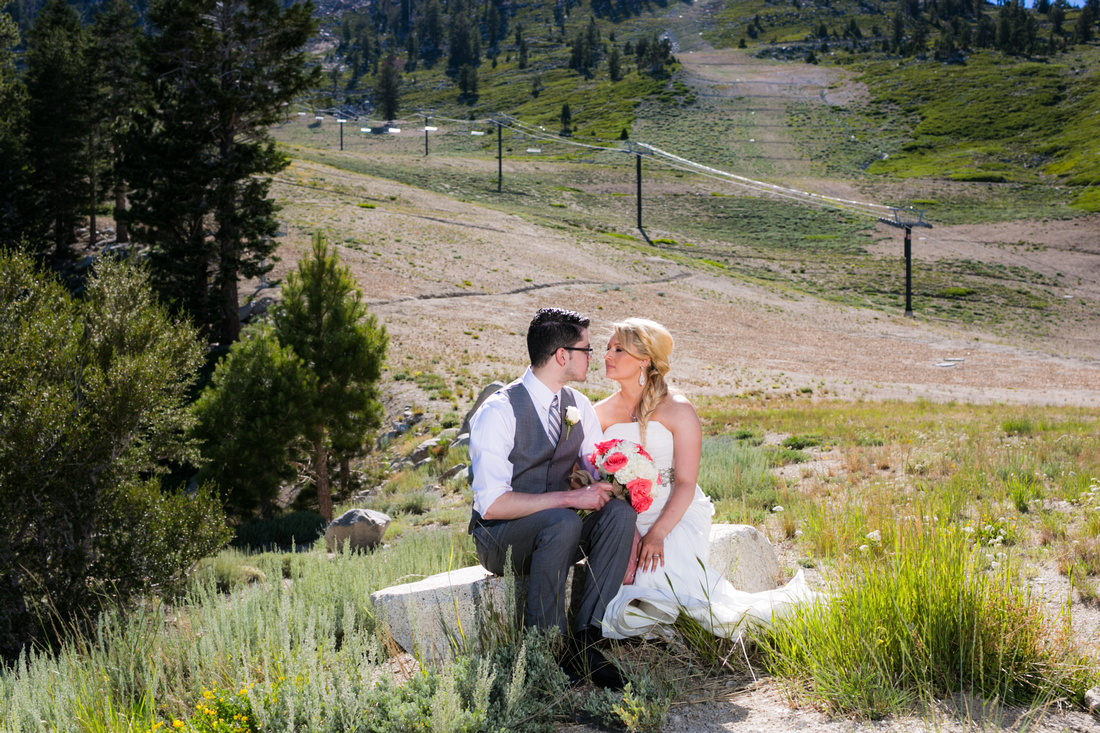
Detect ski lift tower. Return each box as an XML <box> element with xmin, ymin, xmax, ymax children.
<box><xmin>879</xmin><ymin>207</ymin><xmax>932</xmax><ymax>317</ymax></box>
<box><xmin>490</xmin><ymin>113</ymin><xmax>515</xmax><ymax>193</ymax></box>
<box><xmin>624</xmin><ymin>141</ymin><xmax>652</xmax><ymax>231</ymax></box>
<box><xmin>418</xmin><ymin>109</ymin><xmax>437</xmax><ymax>156</ymax></box>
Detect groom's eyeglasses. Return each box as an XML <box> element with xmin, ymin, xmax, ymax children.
<box><xmin>562</xmin><ymin>346</ymin><xmax>593</xmax><ymax>357</ymax></box>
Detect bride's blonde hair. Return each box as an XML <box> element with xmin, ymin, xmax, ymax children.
<box><xmin>612</xmin><ymin>318</ymin><xmax>675</xmax><ymax>446</ymax></box>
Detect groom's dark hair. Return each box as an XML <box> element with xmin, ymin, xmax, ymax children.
<box><xmin>527</xmin><ymin>308</ymin><xmax>590</xmax><ymax>367</ymax></box>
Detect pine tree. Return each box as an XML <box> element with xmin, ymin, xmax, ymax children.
<box><xmin>418</xmin><ymin>0</ymin><xmax>443</xmax><ymax>63</ymax></box>
<box><xmin>90</xmin><ymin>0</ymin><xmax>144</xmax><ymax>247</ymax></box>
<box><xmin>192</xmin><ymin>323</ymin><xmax>314</xmax><ymax>518</ymax></box>
<box><xmin>126</xmin><ymin>0</ymin><xmax>320</xmax><ymax>342</ymax></box>
<box><xmin>375</xmin><ymin>56</ymin><xmax>402</xmax><ymax>121</ymax></box>
<box><xmin>458</xmin><ymin>62</ymin><xmax>479</xmax><ymax>96</ymax></box>
<box><xmin>560</xmin><ymin>101</ymin><xmax>572</xmax><ymax>133</ymax></box>
<box><xmin>0</xmin><ymin>10</ymin><xmax>33</xmax><ymax>250</ymax></box>
<box><xmin>608</xmin><ymin>44</ymin><xmax>621</xmax><ymax>80</ymax></box>
<box><xmin>273</xmin><ymin>234</ymin><xmax>387</xmax><ymax>522</ymax></box>
<box><xmin>448</xmin><ymin>11</ymin><xmax>474</xmax><ymax>69</ymax></box>
<box><xmin>23</xmin><ymin>0</ymin><xmax>94</xmax><ymax>258</ymax></box>
<box><xmin>1075</xmin><ymin>4</ymin><xmax>1094</xmax><ymax>44</ymax></box>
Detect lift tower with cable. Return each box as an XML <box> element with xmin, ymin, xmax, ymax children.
<box><xmin>879</xmin><ymin>208</ymin><xmax>932</xmax><ymax>317</ymax></box>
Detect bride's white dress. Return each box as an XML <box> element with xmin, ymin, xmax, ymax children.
<box><xmin>600</xmin><ymin>421</ymin><xmax>814</xmax><ymax>640</ymax></box>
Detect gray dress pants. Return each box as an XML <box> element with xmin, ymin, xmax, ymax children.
<box><xmin>472</xmin><ymin>497</ymin><xmax>636</xmax><ymax>636</ymax></box>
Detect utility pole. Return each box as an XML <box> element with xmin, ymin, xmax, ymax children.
<box><xmin>879</xmin><ymin>208</ymin><xmax>932</xmax><ymax>317</ymax></box>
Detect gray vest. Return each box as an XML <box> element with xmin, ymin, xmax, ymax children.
<box><xmin>469</xmin><ymin>382</ymin><xmax>584</xmax><ymax>530</ymax></box>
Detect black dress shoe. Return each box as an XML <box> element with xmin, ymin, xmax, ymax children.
<box><xmin>583</xmin><ymin>645</ymin><xmax>627</xmax><ymax>690</ymax></box>
<box><xmin>565</xmin><ymin>628</ymin><xmax>627</xmax><ymax>690</ymax></box>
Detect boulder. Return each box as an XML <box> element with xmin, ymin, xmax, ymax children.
<box><xmin>324</xmin><ymin>508</ymin><xmax>391</xmax><ymax>553</ymax></box>
<box><xmin>459</xmin><ymin>382</ymin><xmax>505</xmax><ymax>436</ymax></box>
<box><xmin>440</xmin><ymin>463</ymin><xmax>468</xmax><ymax>482</ymax></box>
<box><xmin>707</xmin><ymin>524</ymin><xmax>780</xmax><ymax>593</ymax></box>
<box><xmin>370</xmin><ymin>564</ymin><xmax>583</xmax><ymax>665</ymax></box>
<box><xmin>370</xmin><ymin>523</ymin><xmax>781</xmax><ymax>663</ymax></box>
<box><xmin>1086</xmin><ymin>687</ymin><xmax>1100</xmax><ymax>714</ymax></box>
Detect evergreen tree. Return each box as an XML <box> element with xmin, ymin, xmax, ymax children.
<box><xmin>1075</xmin><ymin>4</ymin><xmax>1094</xmax><ymax>44</ymax></box>
<box><xmin>375</xmin><ymin>56</ymin><xmax>402</xmax><ymax>120</ymax></box>
<box><xmin>406</xmin><ymin>32</ymin><xmax>419</xmax><ymax>69</ymax></box>
<box><xmin>518</xmin><ymin>36</ymin><xmax>528</xmax><ymax>68</ymax></box>
<box><xmin>448</xmin><ymin>11</ymin><xmax>475</xmax><ymax>69</ymax></box>
<box><xmin>90</xmin><ymin>0</ymin><xmax>145</xmax><ymax>247</ymax></box>
<box><xmin>608</xmin><ymin>43</ymin><xmax>621</xmax><ymax>80</ymax></box>
<box><xmin>418</xmin><ymin>0</ymin><xmax>443</xmax><ymax>63</ymax></box>
<box><xmin>192</xmin><ymin>323</ymin><xmax>314</xmax><ymax>518</ymax></box>
<box><xmin>560</xmin><ymin>101</ymin><xmax>571</xmax><ymax>133</ymax></box>
<box><xmin>125</xmin><ymin>0</ymin><xmax>320</xmax><ymax>343</ymax></box>
<box><xmin>0</xmin><ymin>10</ymin><xmax>33</xmax><ymax>250</ymax></box>
<box><xmin>23</xmin><ymin>0</ymin><xmax>94</xmax><ymax>258</ymax></box>
<box><xmin>458</xmin><ymin>62</ymin><xmax>478</xmax><ymax>96</ymax></box>
<box><xmin>273</xmin><ymin>235</ymin><xmax>388</xmax><ymax>523</ymax></box>
<box><xmin>486</xmin><ymin>3</ymin><xmax>501</xmax><ymax>49</ymax></box>
<box><xmin>1050</xmin><ymin>1</ymin><xmax>1066</xmax><ymax>36</ymax></box>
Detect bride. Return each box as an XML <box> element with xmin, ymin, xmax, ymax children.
<box><xmin>595</xmin><ymin>318</ymin><xmax>812</xmax><ymax>640</ymax></box>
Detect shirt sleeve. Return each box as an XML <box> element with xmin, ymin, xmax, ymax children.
<box><xmin>469</xmin><ymin>394</ymin><xmax>516</xmax><ymax>516</ymax></box>
<box><xmin>573</xmin><ymin>390</ymin><xmax>604</xmax><ymax>477</ymax></box>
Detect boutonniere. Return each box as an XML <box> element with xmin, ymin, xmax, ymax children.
<box><xmin>564</xmin><ymin>405</ymin><xmax>581</xmax><ymax>439</ymax></box>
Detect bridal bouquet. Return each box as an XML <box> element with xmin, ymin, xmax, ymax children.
<box><xmin>588</xmin><ymin>439</ymin><xmax>658</xmax><ymax>513</ymax></box>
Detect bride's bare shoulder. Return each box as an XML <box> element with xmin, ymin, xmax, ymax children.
<box><xmin>656</xmin><ymin>392</ymin><xmax>699</xmax><ymax>428</ymax></box>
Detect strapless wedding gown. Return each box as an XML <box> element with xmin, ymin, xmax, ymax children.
<box><xmin>600</xmin><ymin>421</ymin><xmax>813</xmax><ymax>640</ymax></box>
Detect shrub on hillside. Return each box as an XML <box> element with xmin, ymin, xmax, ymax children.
<box><xmin>0</xmin><ymin>251</ymin><xmax>229</xmax><ymax>661</ymax></box>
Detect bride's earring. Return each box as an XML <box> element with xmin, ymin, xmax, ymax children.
<box><xmin>638</xmin><ymin>364</ymin><xmax>646</xmax><ymax>387</ymax></box>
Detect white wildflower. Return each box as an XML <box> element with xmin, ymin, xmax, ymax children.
<box><xmin>866</xmin><ymin>530</ymin><xmax>881</xmax><ymax>543</ymax></box>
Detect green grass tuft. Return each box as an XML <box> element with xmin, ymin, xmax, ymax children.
<box><xmin>760</xmin><ymin>524</ymin><xmax>1097</xmax><ymax>717</ymax></box>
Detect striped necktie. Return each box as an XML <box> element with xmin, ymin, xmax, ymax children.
<box><xmin>547</xmin><ymin>394</ymin><xmax>561</xmax><ymax>444</ymax></box>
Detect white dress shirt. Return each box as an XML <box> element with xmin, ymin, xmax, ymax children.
<box><xmin>469</xmin><ymin>368</ymin><xmax>604</xmax><ymax>516</ymax></box>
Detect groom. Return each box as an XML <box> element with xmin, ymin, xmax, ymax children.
<box><xmin>468</xmin><ymin>307</ymin><xmax>636</xmax><ymax>688</ymax></box>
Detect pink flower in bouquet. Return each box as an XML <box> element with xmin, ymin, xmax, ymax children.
<box><xmin>625</xmin><ymin>478</ymin><xmax>654</xmax><ymax>513</ymax></box>
<box><xmin>602</xmin><ymin>451</ymin><xmax>628</xmax><ymax>473</ymax></box>
<box><xmin>588</xmin><ymin>438</ymin><xmax>659</xmax><ymax>514</ymax></box>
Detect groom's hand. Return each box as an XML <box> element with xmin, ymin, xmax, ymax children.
<box><xmin>569</xmin><ymin>481</ymin><xmax>614</xmax><ymax>511</ymax></box>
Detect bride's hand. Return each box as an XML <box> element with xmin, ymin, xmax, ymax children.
<box><xmin>637</xmin><ymin>533</ymin><xmax>666</xmax><ymax>574</ymax></box>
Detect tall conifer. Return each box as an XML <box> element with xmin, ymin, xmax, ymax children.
<box><xmin>273</xmin><ymin>235</ymin><xmax>387</xmax><ymax>522</ymax></box>
<box><xmin>126</xmin><ymin>0</ymin><xmax>320</xmax><ymax>342</ymax></box>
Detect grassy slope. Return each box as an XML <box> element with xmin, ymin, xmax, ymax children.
<box><xmin>700</xmin><ymin>0</ymin><xmax>1100</xmax><ymax>209</ymax></box>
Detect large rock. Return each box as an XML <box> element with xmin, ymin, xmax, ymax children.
<box><xmin>707</xmin><ymin>524</ymin><xmax>781</xmax><ymax>593</ymax></box>
<box><xmin>324</xmin><ymin>508</ymin><xmax>391</xmax><ymax>553</ymax></box>
<box><xmin>408</xmin><ymin>428</ymin><xmax>461</xmax><ymax>463</ymax></box>
<box><xmin>370</xmin><ymin>523</ymin><xmax>781</xmax><ymax>663</ymax></box>
<box><xmin>370</xmin><ymin>564</ymin><xmax>583</xmax><ymax>665</ymax></box>
<box><xmin>459</xmin><ymin>381</ymin><xmax>506</xmax><ymax>436</ymax></box>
